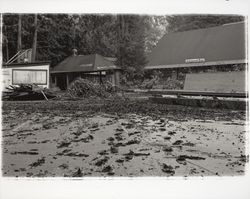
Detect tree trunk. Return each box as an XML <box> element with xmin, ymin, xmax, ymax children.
<box><xmin>32</xmin><ymin>14</ymin><xmax>38</xmax><ymax>62</ymax></box>
<box><xmin>118</xmin><ymin>15</ymin><xmax>125</xmax><ymax>66</ymax></box>
<box><xmin>17</xmin><ymin>14</ymin><xmax>22</xmax><ymax>63</ymax></box>
<box><xmin>6</xmin><ymin>39</ymin><xmax>9</xmax><ymax>61</ymax></box>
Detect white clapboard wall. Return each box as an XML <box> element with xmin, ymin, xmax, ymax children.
<box><xmin>184</xmin><ymin>71</ymin><xmax>246</xmax><ymax>93</ymax></box>
<box><xmin>2</xmin><ymin>64</ymin><xmax>50</xmax><ymax>91</ymax></box>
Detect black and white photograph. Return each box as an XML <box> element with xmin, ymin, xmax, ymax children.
<box><xmin>0</xmin><ymin>0</ymin><xmax>249</xmax><ymax>198</ymax></box>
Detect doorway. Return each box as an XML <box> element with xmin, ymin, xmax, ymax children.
<box><xmin>56</xmin><ymin>73</ymin><xmax>67</xmax><ymax>90</ymax></box>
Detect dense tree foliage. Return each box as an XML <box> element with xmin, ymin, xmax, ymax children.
<box><xmin>2</xmin><ymin>14</ymin><xmax>119</xmax><ymax>65</ymax></box>
<box><xmin>116</xmin><ymin>15</ymin><xmax>146</xmax><ymax>81</ymax></box>
<box><xmin>166</xmin><ymin>14</ymin><xmax>245</xmax><ymax>33</ymax></box>
<box><xmin>144</xmin><ymin>15</ymin><xmax>168</xmax><ymax>53</ymax></box>
<box><xmin>2</xmin><ymin>14</ymin><xmax>245</xmax><ymax>81</ymax></box>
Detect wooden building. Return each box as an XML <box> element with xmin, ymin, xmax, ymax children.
<box><xmin>2</xmin><ymin>61</ymin><xmax>50</xmax><ymax>91</ymax></box>
<box><xmin>50</xmin><ymin>53</ymin><xmax>121</xmax><ymax>90</ymax></box>
<box><xmin>145</xmin><ymin>21</ymin><xmax>247</xmax><ymax>79</ymax></box>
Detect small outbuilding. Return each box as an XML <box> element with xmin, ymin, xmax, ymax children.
<box><xmin>51</xmin><ymin>53</ymin><xmax>121</xmax><ymax>90</ymax></box>
<box><xmin>2</xmin><ymin>61</ymin><xmax>50</xmax><ymax>91</ymax></box>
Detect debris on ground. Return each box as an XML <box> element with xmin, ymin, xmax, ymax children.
<box><xmin>123</xmin><ymin>150</ymin><xmax>150</xmax><ymax>157</ymax></box>
<box><xmin>110</xmin><ymin>146</ymin><xmax>118</xmax><ymax>154</ymax></box>
<box><xmin>2</xmin><ymin>84</ymin><xmax>56</xmax><ymax>101</ymax></box>
<box><xmin>57</xmin><ymin>141</ymin><xmax>71</xmax><ymax>148</ymax></box>
<box><xmin>1</xmin><ymin>98</ymin><xmax>247</xmax><ymax>177</ymax></box>
<box><xmin>11</xmin><ymin>151</ymin><xmax>39</xmax><ymax>155</ymax></box>
<box><xmin>161</xmin><ymin>163</ymin><xmax>175</xmax><ymax>175</ymax></box>
<box><xmin>95</xmin><ymin>157</ymin><xmax>109</xmax><ymax>167</ymax></box>
<box><xmin>162</xmin><ymin>146</ymin><xmax>173</xmax><ymax>152</ymax></box>
<box><xmin>29</xmin><ymin>157</ymin><xmax>45</xmax><ymax>168</ymax></box>
<box><xmin>72</xmin><ymin>168</ymin><xmax>84</xmax><ymax>177</ymax></box>
<box><xmin>102</xmin><ymin>165</ymin><xmax>115</xmax><ymax>176</ymax></box>
<box><xmin>67</xmin><ymin>78</ymin><xmax>117</xmax><ymax>98</ymax></box>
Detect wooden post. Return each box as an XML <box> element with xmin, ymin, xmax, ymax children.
<box><xmin>114</xmin><ymin>71</ymin><xmax>120</xmax><ymax>86</ymax></box>
<box><xmin>41</xmin><ymin>90</ymin><xmax>48</xmax><ymax>101</ymax></box>
<box><xmin>54</xmin><ymin>75</ymin><xmax>57</xmax><ymax>87</ymax></box>
<box><xmin>111</xmin><ymin>72</ymin><xmax>115</xmax><ymax>85</ymax></box>
<box><xmin>66</xmin><ymin>74</ymin><xmax>69</xmax><ymax>89</ymax></box>
<box><xmin>99</xmin><ymin>71</ymin><xmax>103</xmax><ymax>84</ymax></box>
<box><xmin>176</xmin><ymin>68</ymin><xmax>179</xmax><ymax>79</ymax></box>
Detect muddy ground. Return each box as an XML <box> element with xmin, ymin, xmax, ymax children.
<box><xmin>1</xmin><ymin>98</ymin><xmax>248</xmax><ymax>177</ymax></box>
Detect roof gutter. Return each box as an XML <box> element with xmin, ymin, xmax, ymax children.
<box><xmin>144</xmin><ymin>59</ymin><xmax>247</xmax><ymax>70</ymax></box>
<box><xmin>50</xmin><ymin>68</ymin><xmax>121</xmax><ymax>74</ymax></box>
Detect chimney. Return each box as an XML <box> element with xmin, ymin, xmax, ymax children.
<box><xmin>72</xmin><ymin>48</ymin><xmax>78</xmax><ymax>56</ymax></box>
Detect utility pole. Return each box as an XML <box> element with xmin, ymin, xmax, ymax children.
<box><xmin>31</xmin><ymin>14</ymin><xmax>38</xmax><ymax>62</ymax></box>
<box><xmin>17</xmin><ymin>14</ymin><xmax>22</xmax><ymax>63</ymax></box>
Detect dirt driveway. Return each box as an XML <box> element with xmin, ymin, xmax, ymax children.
<box><xmin>1</xmin><ymin>99</ymin><xmax>248</xmax><ymax>177</ymax></box>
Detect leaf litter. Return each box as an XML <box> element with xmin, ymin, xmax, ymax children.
<box><xmin>2</xmin><ymin>99</ymin><xmax>248</xmax><ymax>177</ymax></box>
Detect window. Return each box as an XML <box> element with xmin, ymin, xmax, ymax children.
<box><xmin>12</xmin><ymin>69</ymin><xmax>47</xmax><ymax>85</ymax></box>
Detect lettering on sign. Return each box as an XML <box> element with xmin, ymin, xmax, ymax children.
<box><xmin>80</xmin><ymin>64</ymin><xmax>93</xmax><ymax>67</ymax></box>
<box><xmin>97</xmin><ymin>65</ymin><xmax>116</xmax><ymax>70</ymax></box>
<box><xmin>185</xmin><ymin>58</ymin><xmax>205</xmax><ymax>63</ymax></box>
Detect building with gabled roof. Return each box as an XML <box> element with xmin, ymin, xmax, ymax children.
<box><xmin>51</xmin><ymin>53</ymin><xmax>121</xmax><ymax>90</ymax></box>
<box><xmin>145</xmin><ymin>21</ymin><xmax>246</xmax><ymax>71</ymax></box>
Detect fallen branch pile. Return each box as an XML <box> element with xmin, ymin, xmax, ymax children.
<box><xmin>3</xmin><ymin>84</ymin><xmax>56</xmax><ymax>101</ymax></box>
<box><xmin>67</xmin><ymin>78</ymin><xmax>117</xmax><ymax>98</ymax></box>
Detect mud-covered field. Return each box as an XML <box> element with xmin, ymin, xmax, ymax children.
<box><xmin>2</xmin><ymin>99</ymin><xmax>248</xmax><ymax>177</ymax></box>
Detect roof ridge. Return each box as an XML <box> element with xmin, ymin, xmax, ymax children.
<box><xmin>222</xmin><ymin>21</ymin><xmax>246</xmax><ymax>26</ymax></box>
<box><xmin>167</xmin><ymin>21</ymin><xmax>245</xmax><ymax>34</ymax></box>
<box><xmin>149</xmin><ymin>21</ymin><xmax>245</xmax><ymax>54</ymax></box>
<box><xmin>146</xmin><ymin>21</ymin><xmax>245</xmax><ymax>67</ymax></box>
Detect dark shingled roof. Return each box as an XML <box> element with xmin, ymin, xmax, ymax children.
<box><xmin>145</xmin><ymin>22</ymin><xmax>246</xmax><ymax>69</ymax></box>
<box><xmin>51</xmin><ymin>54</ymin><xmax>120</xmax><ymax>73</ymax></box>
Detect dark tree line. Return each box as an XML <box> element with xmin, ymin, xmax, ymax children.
<box><xmin>2</xmin><ymin>14</ymin><xmax>245</xmax><ymax>81</ymax></box>
<box><xmin>166</xmin><ymin>14</ymin><xmax>245</xmax><ymax>33</ymax></box>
